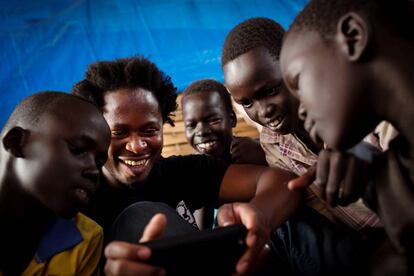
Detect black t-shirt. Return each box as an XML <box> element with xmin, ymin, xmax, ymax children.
<box><xmin>84</xmin><ymin>154</ymin><xmax>229</xmax><ymax>231</ymax></box>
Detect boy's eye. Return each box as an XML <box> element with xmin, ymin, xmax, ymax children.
<box><xmin>68</xmin><ymin>143</ymin><xmax>88</xmax><ymax>156</ymax></box>
<box><xmin>142</xmin><ymin>128</ymin><xmax>159</xmax><ymax>136</ymax></box>
<box><xmin>185</xmin><ymin>122</ymin><xmax>196</xmax><ymax>129</ymax></box>
<box><xmin>265</xmin><ymin>87</ymin><xmax>277</xmax><ymax>96</ymax></box>
<box><xmin>264</xmin><ymin>83</ymin><xmax>283</xmax><ymax>97</ymax></box>
<box><xmin>111</xmin><ymin>130</ymin><xmax>127</xmax><ymax>138</ymax></box>
<box><xmin>265</xmin><ymin>88</ymin><xmax>276</xmax><ymax>96</ymax></box>
<box><xmin>209</xmin><ymin>117</ymin><xmax>222</xmax><ymax>125</ymax></box>
<box><xmin>242</xmin><ymin>100</ymin><xmax>253</xmax><ymax>108</ymax></box>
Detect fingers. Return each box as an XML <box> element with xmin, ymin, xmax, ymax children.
<box><xmin>221</xmin><ymin>203</ymin><xmax>269</xmax><ymax>275</ymax></box>
<box><xmin>104</xmin><ymin>241</ymin><xmax>151</xmax><ymax>261</ymax></box>
<box><xmin>104</xmin><ymin>241</ymin><xmax>166</xmax><ymax>276</ymax></box>
<box><xmin>139</xmin><ymin>213</ymin><xmax>167</xmax><ymax>243</ymax></box>
<box><xmin>315</xmin><ymin>149</ymin><xmax>330</xmax><ymax>200</ymax></box>
<box><xmin>288</xmin><ymin>165</ymin><xmax>316</xmax><ymax>190</ymax></box>
<box><xmin>326</xmin><ymin>151</ymin><xmax>346</xmax><ymax>207</ymax></box>
<box><xmin>340</xmin><ymin>157</ymin><xmax>368</xmax><ymax>205</ymax></box>
<box><xmin>105</xmin><ymin>258</ymin><xmax>166</xmax><ymax>276</ymax></box>
<box><xmin>314</xmin><ymin>149</ymin><xmax>368</xmax><ymax>207</ymax></box>
<box><xmin>236</xmin><ymin>231</ymin><xmax>267</xmax><ymax>275</ymax></box>
<box><xmin>216</xmin><ymin>203</ymin><xmax>237</xmax><ymax>227</ymax></box>
<box><xmin>243</xmin><ymin>243</ymin><xmax>271</xmax><ymax>275</ymax></box>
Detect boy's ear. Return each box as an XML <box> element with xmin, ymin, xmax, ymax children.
<box><xmin>2</xmin><ymin>127</ymin><xmax>29</xmax><ymax>158</ymax></box>
<box><xmin>230</xmin><ymin>111</ymin><xmax>237</xmax><ymax>128</ymax></box>
<box><xmin>336</xmin><ymin>12</ymin><xmax>371</xmax><ymax>62</ymax></box>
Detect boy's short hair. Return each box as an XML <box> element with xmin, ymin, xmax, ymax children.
<box><xmin>2</xmin><ymin>91</ymin><xmax>93</xmax><ymax>135</ymax></box>
<box><xmin>182</xmin><ymin>79</ymin><xmax>233</xmax><ymax>114</ymax></box>
<box><xmin>72</xmin><ymin>56</ymin><xmax>178</xmax><ymax>126</ymax></box>
<box><xmin>221</xmin><ymin>17</ymin><xmax>285</xmax><ymax>67</ymax></box>
<box><xmin>289</xmin><ymin>0</ymin><xmax>414</xmax><ymax>38</ymax></box>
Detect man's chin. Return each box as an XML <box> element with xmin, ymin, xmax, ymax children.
<box><xmin>123</xmin><ymin>169</ymin><xmax>152</xmax><ymax>187</ymax></box>
<box><xmin>121</xmin><ymin>180</ymin><xmax>144</xmax><ymax>189</ymax></box>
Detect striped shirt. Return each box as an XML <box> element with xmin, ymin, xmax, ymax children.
<box><xmin>260</xmin><ymin>127</ymin><xmax>382</xmax><ymax>231</ymax></box>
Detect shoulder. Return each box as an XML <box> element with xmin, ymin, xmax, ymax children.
<box><xmin>74</xmin><ymin>213</ymin><xmax>103</xmax><ymax>240</ymax></box>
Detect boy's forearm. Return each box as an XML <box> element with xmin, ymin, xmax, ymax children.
<box><xmin>250</xmin><ymin>168</ymin><xmax>303</xmax><ymax>229</ymax></box>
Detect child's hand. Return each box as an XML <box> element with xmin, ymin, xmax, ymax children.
<box><xmin>289</xmin><ymin>150</ymin><xmax>369</xmax><ymax>207</ymax></box>
<box><xmin>317</xmin><ymin>149</ymin><xmax>369</xmax><ymax>207</ymax></box>
<box><xmin>288</xmin><ymin>165</ymin><xmax>316</xmax><ymax>190</ymax></box>
<box><xmin>104</xmin><ymin>242</ymin><xmax>165</xmax><ymax>276</ymax></box>
<box><xmin>231</xmin><ymin>137</ymin><xmax>267</xmax><ymax>166</ymax></box>
<box><xmin>289</xmin><ymin>149</ymin><xmax>370</xmax><ymax>207</ymax></box>
<box><xmin>104</xmin><ymin>214</ymin><xmax>167</xmax><ymax>276</ymax></box>
<box><xmin>216</xmin><ymin>202</ymin><xmax>271</xmax><ymax>275</ymax></box>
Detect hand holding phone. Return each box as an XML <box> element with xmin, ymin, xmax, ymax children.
<box><xmin>140</xmin><ymin>224</ymin><xmax>247</xmax><ymax>276</ymax></box>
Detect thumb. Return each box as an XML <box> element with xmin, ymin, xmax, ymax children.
<box><xmin>217</xmin><ymin>204</ymin><xmax>237</xmax><ymax>227</ymax></box>
<box><xmin>288</xmin><ymin>165</ymin><xmax>316</xmax><ymax>190</ymax></box>
<box><xmin>139</xmin><ymin>213</ymin><xmax>167</xmax><ymax>243</ymax></box>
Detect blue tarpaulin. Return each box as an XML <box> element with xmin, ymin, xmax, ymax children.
<box><xmin>0</xmin><ymin>0</ymin><xmax>307</xmax><ymax>127</ymax></box>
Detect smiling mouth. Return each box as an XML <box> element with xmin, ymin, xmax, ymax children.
<box><xmin>122</xmin><ymin>159</ymin><xmax>148</xmax><ymax>166</ymax></box>
<box><xmin>195</xmin><ymin>141</ymin><xmax>217</xmax><ymax>153</ymax></box>
<box><xmin>266</xmin><ymin>116</ymin><xmax>285</xmax><ymax>131</ymax></box>
<box><xmin>118</xmin><ymin>158</ymin><xmax>151</xmax><ymax>178</ymax></box>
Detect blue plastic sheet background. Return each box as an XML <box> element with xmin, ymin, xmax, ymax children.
<box><xmin>0</xmin><ymin>0</ymin><xmax>307</xmax><ymax>128</ymax></box>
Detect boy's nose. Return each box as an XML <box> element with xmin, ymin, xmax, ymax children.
<box><xmin>195</xmin><ymin>122</ymin><xmax>212</xmax><ymax>137</ymax></box>
<box><xmin>258</xmin><ymin>102</ymin><xmax>275</xmax><ymax>119</ymax></box>
<box><xmin>298</xmin><ymin>103</ymin><xmax>307</xmax><ymax>121</ymax></box>
<box><xmin>126</xmin><ymin>135</ymin><xmax>147</xmax><ymax>154</ymax></box>
<box><xmin>81</xmin><ymin>154</ymin><xmax>100</xmax><ymax>184</ymax></box>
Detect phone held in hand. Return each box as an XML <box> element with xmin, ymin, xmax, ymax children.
<box><xmin>140</xmin><ymin>224</ymin><xmax>247</xmax><ymax>276</ymax></box>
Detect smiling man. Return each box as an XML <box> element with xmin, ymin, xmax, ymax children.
<box><xmin>101</xmin><ymin>87</ymin><xmax>163</xmax><ymax>186</ymax></box>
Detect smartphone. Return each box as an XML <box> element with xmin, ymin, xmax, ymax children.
<box><xmin>140</xmin><ymin>224</ymin><xmax>247</xmax><ymax>276</ymax></box>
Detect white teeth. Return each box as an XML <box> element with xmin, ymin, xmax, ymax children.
<box><xmin>197</xmin><ymin>141</ymin><xmax>216</xmax><ymax>151</ymax></box>
<box><xmin>123</xmin><ymin>159</ymin><xmax>147</xmax><ymax>166</ymax></box>
<box><xmin>268</xmin><ymin>118</ymin><xmax>282</xmax><ymax>129</ymax></box>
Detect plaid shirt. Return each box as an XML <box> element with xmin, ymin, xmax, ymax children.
<box><xmin>260</xmin><ymin>127</ymin><xmax>382</xmax><ymax>232</ymax></box>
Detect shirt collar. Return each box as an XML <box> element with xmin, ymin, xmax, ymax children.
<box><xmin>35</xmin><ymin>216</ymin><xmax>83</xmax><ymax>262</ymax></box>
<box><xmin>260</xmin><ymin>127</ymin><xmax>317</xmax><ymax>166</ymax></box>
